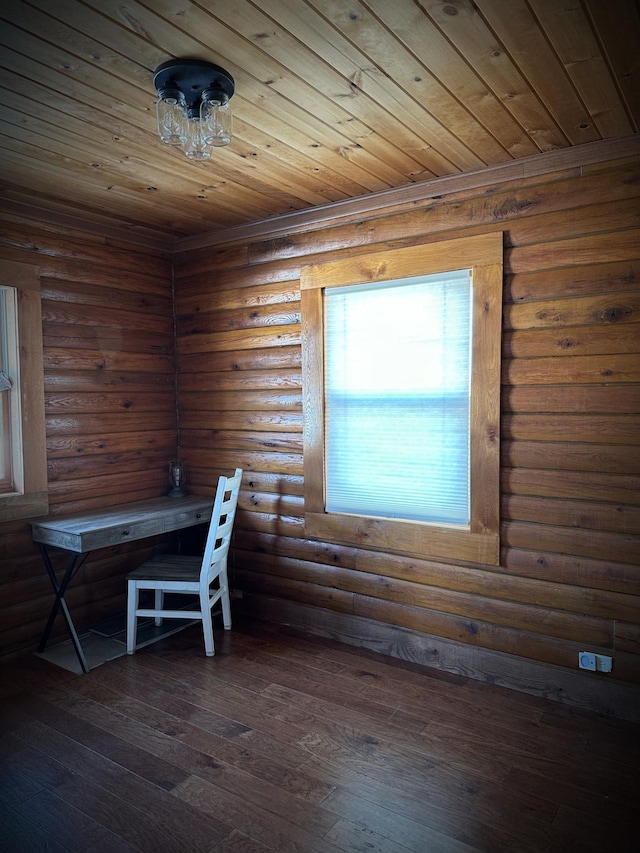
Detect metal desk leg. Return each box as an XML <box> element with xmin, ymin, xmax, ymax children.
<box><xmin>38</xmin><ymin>544</ymin><xmax>90</xmax><ymax>673</ymax></box>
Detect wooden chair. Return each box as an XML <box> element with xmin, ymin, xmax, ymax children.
<box><xmin>126</xmin><ymin>468</ymin><xmax>242</xmax><ymax>657</ymax></box>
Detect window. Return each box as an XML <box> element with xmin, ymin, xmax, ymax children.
<box><xmin>1</xmin><ymin>286</ymin><xmax>20</xmax><ymax>493</ymax></box>
<box><xmin>324</xmin><ymin>268</ymin><xmax>472</xmax><ymax>524</ymax></box>
<box><xmin>0</xmin><ymin>261</ymin><xmax>48</xmax><ymax>522</ymax></box>
<box><xmin>301</xmin><ymin>233</ymin><xmax>502</xmax><ymax>566</ymax></box>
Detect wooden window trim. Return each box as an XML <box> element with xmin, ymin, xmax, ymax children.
<box><xmin>0</xmin><ymin>286</ymin><xmax>17</xmax><ymax>494</ymax></box>
<box><xmin>300</xmin><ymin>232</ymin><xmax>503</xmax><ymax>566</ymax></box>
<box><xmin>0</xmin><ymin>260</ymin><xmax>48</xmax><ymax>522</ymax></box>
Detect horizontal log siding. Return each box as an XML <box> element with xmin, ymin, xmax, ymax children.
<box><xmin>175</xmin><ymin>155</ymin><xmax>640</xmax><ymax>687</ymax></box>
<box><xmin>0</xmin><ymin>216</ymin><xmax>177</xmax><ymax>656</ymax></box>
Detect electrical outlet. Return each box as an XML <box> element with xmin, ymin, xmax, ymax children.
<box><xmin>579</xmin><ymin>651</ymin><xmax>596</xmax><ymax>670</ymax></box>
<box><xmin>595</xmin><ymin>654</ymin><xmax>613</xmax><ymax>673</ymax></box>
<box><xmin>578</xmin><ymin>651</ymin><xmax>613</xmax><ymax>673</ymax></box>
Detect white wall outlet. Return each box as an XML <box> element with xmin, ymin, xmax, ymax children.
<box><xmin>578</xmin><ymin>651</ymin><xmax>613</xmax><ymax>672</ymax></box>
<box><xmin>579</xmin><ymin>651</ymin><xmax>596</xmax><ymax>670</ymax></box>
<box><xmin>595</xmin><ymin>654</ymin><xmax>613</xmax><ymax>673</ymax></box>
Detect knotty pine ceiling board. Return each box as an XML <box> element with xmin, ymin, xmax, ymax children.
<box><xmin>0</xmin><ymin>0</ymin><xmax>637</xmax><ymax>242</ymax></box>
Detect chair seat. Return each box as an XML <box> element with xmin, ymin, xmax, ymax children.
<box><xmin>127</xmin><ymin>555</ymin><xmax>201</xmax><ymax>582</ymax></box>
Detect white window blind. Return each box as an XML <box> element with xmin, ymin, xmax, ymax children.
<box><xmin>324</xmin><ymin>269</ymin><xmax>472</xmax><ymax>526</ymax></box>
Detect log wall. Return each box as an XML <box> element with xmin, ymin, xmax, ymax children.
<box><xmin>0</xmin><ymin>144</ymin><xmax>638</xmax><ymax>717</ymax></box>
<box><xmin>174</xmin><ymin>151</ymin><xmax>640</xmax><ymax>711</ymax></box>
<box><xmin>0</xmin><ymin>217</ymin><xmax>176</xmax><ymax>655</ymax></box>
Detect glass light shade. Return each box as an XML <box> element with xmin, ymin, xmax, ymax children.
<box><xmin>156</xmin><ymin>97</ymin><xmax>187</xmax><ymax>145</ymax></box>
<box><xmin>153</xmin><ymin>60</ymin><xmax>235</xmax><ymax>157</ymax></box>
<box><xmin>182</xmin><ymin>120</ymin><xmax>212</xmax><ymax>161</ymax></box>
<box><xmin>200</xmin><ymin>98</ymin><xmax>232</xmax><ymax>147</ymax></box>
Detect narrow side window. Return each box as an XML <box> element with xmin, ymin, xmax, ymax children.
<box><xmin>0</xmin><ymin>262</ymin><xmax>48</xmax><ymax>522</ymax></box>
<box><xmin>0</xmin><ymin>287</ymin><xmax>22</xmax><ymax>495</ymax></box>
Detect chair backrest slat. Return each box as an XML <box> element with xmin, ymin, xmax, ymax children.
<box><xmin>200</xmin><ymin>468</ymin><xmax>242</xmax><ymax>585</ymax></box>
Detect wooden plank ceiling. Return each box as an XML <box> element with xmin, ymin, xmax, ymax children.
<box><xmin>0</xmin><ymin>0</ymin><xmax>638</xmax><ymax>242</ymax></box>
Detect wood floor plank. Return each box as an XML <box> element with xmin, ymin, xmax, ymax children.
<box><xmin>186</xmin><ymin>648</ymin><xmax>521</xmax><ymax>791</ymax></box>
<box><xmin>225</xmin><ymin>622</ymin><xmax>466</xmax><ymax>689</ymax></box>
<box><xmin>0</xmin><ymin>759</ymin><xmax>44</xmax><ymax>808</ymax></box>
<box><xmin>0</xmin><ymin>803</ymin><xmax>70</xmax><ymax>853</ymax></box>
<box><xmin>0</xmin><ymin>616</ymin><xmax>638</xmax><ymax>853</ymax></box>
<box><xmin>325</xmin><ymin>814</ymin><xmax>467</xmax><ymax>853</ymax></box>
<box><xmin>302</xmin><ymin>756</ymin><xmax>562</xmax><ymax>853</ymax></box>
<box><xmin>50</xmin><ymin>663</ymin><xmax>334</xmax><ymax>810</ymax></box>
<box><xmin>11</xmin><ymin>787</ymin><xmax>112</xmax><ymax>852</ymax></box>
<box><xmin>552</xmin><ymin>803</ymin><xmax>640</xmax><ymax>851</ymax></box>
<box><xmin>538</xmin><ymin>704</ymin><xmax>640</xmax><ymax>763</ymax></box>
<box><xmin>261</xmin><ymin>676</ymin><xmax>589</xmax><ymax>770</ymax></box>
<box><xmin>172</xmin><ymin>775</ymin><xmax>344</xmax><ymax>853</ymax></box>
<box><xmin>322</xmin><ymin>785</ymin><xmax>597</xmax><ymax>853</ymax></box>
<box><xmin>6</xmin><ymin>714</ymin><xmax>231</xmax><ymax>852</ymax></box>
<box><xmin>28</xmin><ymin>672</ymin><xmax>341</xmax><ymax>837</ymax></box>
<box><xmin>82</xmin><ymin>834</ymin><xmax>138</xmax><ymax>853</ymax></box>
<box><xmin>502</xmin><ymin>764</ymin><xmax>640</xmax><ymax>827</ymax></box>
<box><xmin>206</xmin><ymin>624</ymin><xmax>637</xmax><ymax>801</ymax></box>
<box><xmin>322</xmin><ymin>787</ymin><xmax>486</xmax><ymax>853</ymax></box>
<box><xmin>84</xmin><ymin>665</ymin><xmax>337</xmax><ymax>804</ymax></box>
<box><xmin>0</xmin><ymin>730</ymin><xmax>74</xmax><ymax>793</ymax></box>
<box><xmin>14</xmin><ymin>691</ymin><xmax>192</xmax><ymax>792</ymax></box>
<box><xmin>143</xmin><ymin>642</ymin><xmax>524</xmax><ymax>787</ymax></box>
<box><xmin>261</xmin><ymin>683</ymin><xmax>510</xmax><ymax>783</ymax></box>
<box><xmin>114</xmin><ymin>654</ymin><xmax>317</xmax><ymax>768</ymax></box>
<box><xmin>79</xmin><ymin>666</ymin><xmax>254</xmax><ymax>740</ymax></box>
<box><xmin>157</xmin><ymin>641</ymin><xmax>368</xmax><ymax>709</ymax></box>
<box><xmin>213</xmin><ymin>622</ymin><xmax>550</xmax><ymax>726</ymax></box>
<box><xmin>496</xmin><ymin>739</ymin><xmax>639</xmax><ymax>807</ymax></box>
<box><xmin>210</xmin><ymin>829</ymin><xmax>281</xmax><ymax>853</ymax></box>
<box><xmin>43</xmin><ymin>771</ymin><xmax>205</xmax><ymax>853</ymax></box>
<box><xmin>260</xmin><ymin>674</ymin><xmax>561</xmax><ymax>793</ymax></box>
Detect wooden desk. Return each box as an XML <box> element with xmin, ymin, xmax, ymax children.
<box><xmin>31</xmin><ymin>495</ymin><xmax>213</xmax><ymax>672</ymax></box>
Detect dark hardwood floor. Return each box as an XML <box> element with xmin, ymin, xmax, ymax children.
<box><xmin>1</xmin><ymin>616</ymin><xmax>639</xmax><ymax>853</ymax></box>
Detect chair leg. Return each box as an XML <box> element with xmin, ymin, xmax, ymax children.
<box><xmin>200</xmin><ymin>588</ymin><xmax>215</xmax><ymax>657</ymax></box>
<box><xmin>220</xmin><ymin>569</ymin><xmax>232</xmax><ymax>630</ymax></box>
<box><xmin>154</xmin><ymin>589</ymin><xmax>164</xmax><ymax>626</ymax></box>
<box><xmin>126</xmin><ymin>580</ymin><xmax>138</xmax><ymax>654</ymax></box>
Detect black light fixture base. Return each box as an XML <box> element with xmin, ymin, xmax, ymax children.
<box><xmin>153</xmin><ymin>59</ymin><xmax>235</xmax><ymax>117</ymax></box>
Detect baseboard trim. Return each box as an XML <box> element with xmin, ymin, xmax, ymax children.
<box><xmin>237</xmin><ymin>594</ymin><xmax>640</xmax><ymax>722</ymax></box>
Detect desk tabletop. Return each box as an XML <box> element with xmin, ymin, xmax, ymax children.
<box><xmin>31</xmin><ymin>495</ymin><xmax>214</xmax><ymax>553</ymax></box>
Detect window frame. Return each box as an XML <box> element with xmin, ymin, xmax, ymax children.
<box><xmin>300</xmin><ymin>232</ymin><xmax>503</xmax><ymax>566</ymax></box>
<box><xmin>0</xmin><ymin>260</ymin><xmax>48</xmax><ymax>522</ymax></box>
<box><xmin>0</xmin><ymin>285</ymin><xmax>20</xmax><ymax>493</ymax></box>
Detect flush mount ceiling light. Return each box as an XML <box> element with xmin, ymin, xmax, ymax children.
<box><xmin>153</xmin><ymin>58</ymin><xmax>235</xmax><ymax>161</ymax></box>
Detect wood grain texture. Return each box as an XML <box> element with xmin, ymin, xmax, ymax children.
<box><xmin>1</xmin><ymin>129</ymin><xmax>639</xmax><ymax>722</ymax></box>
<box><xmin>0</xmin><ymin>221</ymin><xmax>176</xmax><ymax>655</ymax></box>
<box><xmin>5</xmin><ymin>616</ymin><xmax>637</xmax><ymax>850</ymax></box>
<box><xmin>175</xmin><ymin>152</ymin><xmax>640</xmax><ymax>700</ymax></box>
<box><xmin>1</xmin><ymin>2</ymin><xmax>639</xmax><ymax>238</ymax></box>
